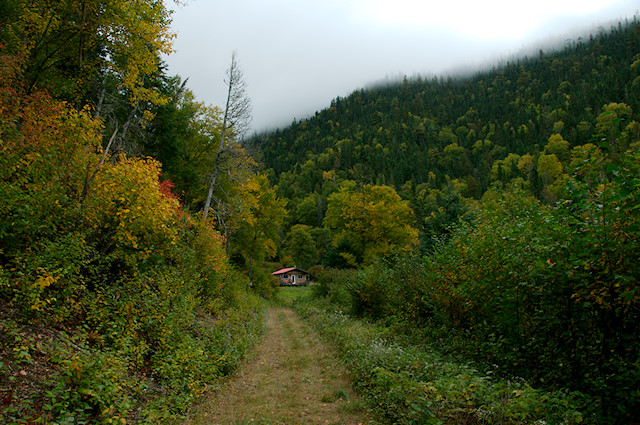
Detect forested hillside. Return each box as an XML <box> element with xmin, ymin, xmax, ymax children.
<box><xmin>252</xmin><ymin>20</ymin><xmax>640</xmax><ymax>424</ymax></box>
<box><xmin>254</xmin><ymin>19</ymin><xmax>640</xmax><ymax>257</ymax></box>
<box><xmin>259</xmin><ymin>21</ymin><xmax>639</xmax><ymax>189</ymax></box>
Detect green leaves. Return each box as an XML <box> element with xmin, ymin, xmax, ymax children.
<box><xmin>324</xmin><ymin>182</ymin><xmax>419</xmax><ymax>266</ymax></box>
<box><xmin>296</xmin><ymin>296</ymin><xmax>583</xmax><ymax>425</ymax></box>
<box><xmin>2</xmin><ymin>0</ymin><xmax>174</xmax><ymax>108</ymax></box>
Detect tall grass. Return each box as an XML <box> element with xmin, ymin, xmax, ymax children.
<box><xmin>295</xmin><ymin>297</ymin><xmax>585</xmax><ymax>425</ymax></box>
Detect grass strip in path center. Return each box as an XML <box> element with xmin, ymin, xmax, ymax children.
<box><xmin>183</xmin><ymin>306</ymin><xmax>373</xmax><ymax>425</ymax></box>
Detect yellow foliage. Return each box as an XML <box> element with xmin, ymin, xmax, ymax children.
<box><xmin>191</xmin><ymin>218</ymin><xmax>229</xmax><ymax>276</ymax></box>
<box><xmin>537</xmin><ymin>154</ymin><xmax>564</xmax><ymax>185</ymax></box>
<box><xmin>34</xmin><ymin>274</ymin><xmax>56</xmax><ymax>290</ymax></box>
<box><xmin>4</xmin><ymin>0</ymin><xmax>174</xmax><ymax>108</ymax></box>
<box><xmin>325</xmin><ymin>182</ymin><xmax>419</xmax><ymax>265</ymax></box>
<box><xmin>323</xmin><ymin>170</ymin><xmax>337</xmax><ymax>181</ymax></box>
<box><xmin>83</xmin><ymin>155</ymin><xmax>180</xmax><ymax>262</ymax></box>
<box><xmin>263</xmin><ymin>239</ymin><xmax>278</xmax><ymax>259</ymax></box>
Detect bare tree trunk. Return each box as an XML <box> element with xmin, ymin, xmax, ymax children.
<box><xmin>80</xmin><ymin>127</ymin><xmax>118</xmax><ymax>205</ymax></box>
<box><xmin>203</xmin><ymin>110</ymin><xmax>229</xmax><ymax>217</ymax></box>
<box><xmin>94</xmin><ymin>84</ymin><xmax>106</xmax><ymax>119</ymax></box>
<box><xmin>118</xmin><ymin>105</ymin><xmax>136</xmax><ymax>151</ymax></box>
<box><xmin>203</xmin><ymin>51</ymin><xmax>251</xmax><ymax>219</ymax></box>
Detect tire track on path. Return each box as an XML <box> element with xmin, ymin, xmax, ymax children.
<box><xmin>184</xmin><ymin>306</ymin><xmax>373</xmax><ymax>425</ymax></box>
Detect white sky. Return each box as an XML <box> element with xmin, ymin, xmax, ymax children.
<box><xmin>163</xmin><ymin>0</ymin><xmax>639</xmax><ymax>133</ymax></box>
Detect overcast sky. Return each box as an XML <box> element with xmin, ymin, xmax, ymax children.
<box><xmin>163</xmin><ymin>0</ymin><xmax>639</xmax><ymax>133</ymax></box>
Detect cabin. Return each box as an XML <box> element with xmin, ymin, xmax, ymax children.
<box><xmin>271</xmin><ymin>267</ymin><xmax>310</xmax><ymax>286</ymax></box>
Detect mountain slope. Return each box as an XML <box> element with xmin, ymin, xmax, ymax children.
<box><xmin>254</xmin><ymin>20</ymin><xmax>640</xmax><ymax>200</ymax></box>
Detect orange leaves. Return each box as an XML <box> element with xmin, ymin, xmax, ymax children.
<box><xmin>1</xmin><ymin>80</ymin><xmax>101</xmax><ymax>188</ymax></box>
<box><xmin>159</xmin><ymin>178</ymin><xmax>181</xmax><ymax>206</ymax></box>
<box><xmin>0</xmin><ymin>61</ymin><xmax>103</xmax><ymax>246</ymax></box>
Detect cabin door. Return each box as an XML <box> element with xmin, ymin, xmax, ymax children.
<box><xmin>291</xmin><ymin>275</ymin><xmax>296</xmax><ymax>284</ymax></box>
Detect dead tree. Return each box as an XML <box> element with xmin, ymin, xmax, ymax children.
<box><xmin>203</xmin><ymin>51</ymin><xmax>252</xmax><ymax>218</ymax></box>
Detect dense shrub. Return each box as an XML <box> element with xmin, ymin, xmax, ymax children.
<box><xmin>308</xmin><ymin>145</ymin><xmax>640</xmax><ymax>423</ymax></box>
<box><xmin>296</xmin><ymin>300</ymin><xmax>584</xmax><ymax>425</ymax></box>
<box><xmin>413</xmin><ymin>147</ymin><xmax>640</xmax><ymax>423</ymax></box>
<box><xmin>310</xmin><ymin>267</ymin><xmax>357</xmax><ymax>309</ymax></box>
<box><xmin>248</xmin><ymin>268</ymin><xmax>280</xmax><ymax>300</ymax></box>
<box><xmin>0</xmin><ymin>61</ymin><xmax>264</xmax><ymax>424</ymax></box>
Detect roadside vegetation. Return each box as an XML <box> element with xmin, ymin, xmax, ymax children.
<box><xmin>295</xmin><ymin>295</ymin><xmax>584</xmax><ymax>425</ymax></box>
<box><xmin>0</xmin><ymin>65</ymin><xmax>265</xmax><ymax>422</ymax></box>
<box><xmin>279</xmin><ymin>92</ymin><xmax>640</xmax><ymax>424</ymax></box>
<box><xmin>0</xmin><ymin>2</ymin><xmax>271</xmax><ymax>423</ymax></box>
<box><xmin>293</xmin><ymin>251</ymin><xmax>628</xmax><ymax>425</ymax></box>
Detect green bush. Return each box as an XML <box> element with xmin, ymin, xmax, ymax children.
<box><xmin>305</xmin><ymin>147</ymin><xmax>640</xmax><ymax>423</ymax></box>
<box><xmin>295</xmin><ymin>300</ymin><xmax>584</xmax><ymax>425</ymax></box>
<box><xmin>249</xmin><ymin>268</ymin><xmax>280</xmax><ymax>300</ymax></box>
<box><xmin>311</xmin><ymin>267</ymin><xmax>357</xmax><ymax>310</ymax></box>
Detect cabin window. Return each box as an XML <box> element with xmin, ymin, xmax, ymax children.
<box><xmin>283</xmin><ymin>274</ymin><xmax>288</xmax><ymax>278</ymax></box>
<box><xmin>299</xmin><ymin>274</ymin><xmax>303</xmax><ymax>279</ymax></box>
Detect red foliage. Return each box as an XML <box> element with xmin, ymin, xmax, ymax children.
<box><xmin>159</xmin><ymin>178</ymin><xmax>179</xmax><ymax>202</ymax></box>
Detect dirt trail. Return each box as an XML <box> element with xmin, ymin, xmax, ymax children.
<box><xmin>184</xmin><ymin>307</ymin><xmax>373</xmax><ymax>425</ymax></box>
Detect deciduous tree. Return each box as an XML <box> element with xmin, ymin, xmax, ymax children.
<box><xmin>537</xmin><ymin>153</ymin><xmax>563</xmax><ymax>186</ymax></box>
<box><xmin>324</xmin><ymin>182</ymin><xmax>418</xmax><ymax>265</ymax></box>
<box><xmin>1</xmin><ymin>0</ymin><xmax>174</xmax><ymax>108</ymax></box>
<box><xmin>284</xmin><ymin>224</ymin><xmax>319</xmax><ymax>269</ymax></box>
<box><xmin>229</xmin><ymin>174</ymin><xmax>286</xmax><ymax>280</ymax></box>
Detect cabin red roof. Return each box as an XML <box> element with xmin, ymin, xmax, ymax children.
<box><xmin>271</xmin><ymin>267</ymin><xmax>308</xmax><ymax>276</ymax></box>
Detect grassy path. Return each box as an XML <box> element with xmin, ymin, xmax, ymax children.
<box><xmin>184</xmin><ymin>306</ymin><xmax>373</xmax><ymax>425</ymax></box>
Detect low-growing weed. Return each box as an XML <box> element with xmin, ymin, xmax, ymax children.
<box><xmin>295</xmin><ymin>299</ymin><xmax>586</xmax><ymax>425</ymax></box>
<box><xmin>321</xmin><ymin>388</ymin><xmax>349</xmax><ymax>403</ymax></box>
